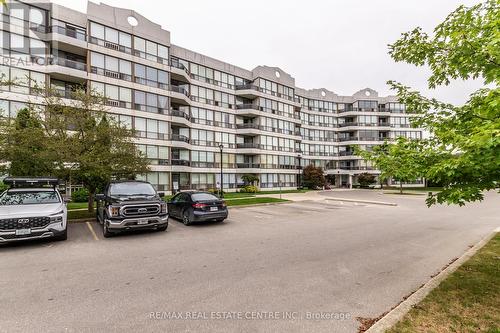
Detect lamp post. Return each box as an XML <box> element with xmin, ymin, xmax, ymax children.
<box><xmin>297</xmin><ymin>154</ymin><xmax>302</xmax><ymax>189</ymax></box>
<box><xmin>219</xmin><ymin>143</ymin><xmax>224</xmax><ymax>198</ymax></box>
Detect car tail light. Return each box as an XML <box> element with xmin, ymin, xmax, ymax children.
<box><xmin>192</xmin><ymin>203</ymin><xmax>207</xmax><ymax>209</ymax></box>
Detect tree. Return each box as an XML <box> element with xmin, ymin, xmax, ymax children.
<box><xmin>357</xmin><ymin>138</ymin><xmax>428</xmax><ymax>194</ymax></box>
<box><xmin>0</xmin><ymin>108</ymin><xmax>56</xmax><ymax>176</ymax></box>
<box><xmin>40</xmin><ymin>88</ymin><xmax>150</xmax><ymax>211</ymax></box>
<box><xmin>385</xmin><ymin>0</ymin><xmax>499</xmax><ymax>205</ymax></box>
<box><xmin>302</xmin><ymin>165</ymin><xmax>325</xmax><ymax>189</ymax></box>
<box><xmin>241</xmin><ymin>174</ymin><xmax>259</xmax><ymax>186</ymax></box>
<box><xmin>357</xmin><ymin>173</ymin><xmax>377</xmax><ymax>188</ymax></box>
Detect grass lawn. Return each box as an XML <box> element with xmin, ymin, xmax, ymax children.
<box><xmin>67</xmin><ymin>202</ymin><xmax>89</xmax><ymax>210</ymax></box>
<box><xmin>256</xmin><ymin>189</ymin><xmax>312</xmax><ymax>195</ymax></box>
<box><xmin>225</xmin><ymin>197</ymin><xmax>289</xmax><ymax>206</ymax></box>
<box><xmin>68</xmin><ymin>209</ymin><xmax>95</xmax><ymax>220</ymax></box>
<box><xmin>387</xmin><ymin>233</ymin><xmax>500</xmax><ymax>333</ymax></box>
<box><xmin>383</xmin><ymin>186</ymin><xmax>443</xmax><ymax>192</ymax></box>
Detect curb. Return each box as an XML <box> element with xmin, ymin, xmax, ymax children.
<box><xmin>69</xmin><ymin>218</ymin><xmax>96</xmax><ymax>223</ymax></box>
<box><xmin>325</xmin><ymin>197</ymin><xmax>397</xmax><ymax>206</ymax></box>
<box><xmin>365</xmin><ymin>227</ymin><xmax>499</xmax><ymax>333</ymax></box>
<box><xmin>228</xmin><ymin>200</ymin><xmax>292</xmax><ymax>209</ymax></box>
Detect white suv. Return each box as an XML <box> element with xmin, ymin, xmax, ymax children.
<box><xmin>0</xmin><ymin>177</ymin><xmax>68</xmax><ymax>243</ymax></box>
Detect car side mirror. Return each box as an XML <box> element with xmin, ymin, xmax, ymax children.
<box><xmin>95</xmin><ymin>193</ymin><xmax>105</xmax><ymax>201</ymax></box>
<box><xmin>158</xmin><ymin>192</ymin><xmax>165</xmax><ymax>198</ymax></box>
<box><xmin>64</xmin><ymin>198</ymin><xmax>72</xmax><ymax>204</ymax></box>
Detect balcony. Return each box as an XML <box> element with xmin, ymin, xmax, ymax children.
<box><xmin>236</xmin><ymin>123</ymin><xmax>261</xmax><ymax>130</ymax></box>
<box><xmin>171</xmin><ymin>159</ymin><xmax>190</xmax><ymax>166</ymax></box>
<box><xmin>236</xmin><ymin>143</ymin><xmax>264</xmax><ymax>149</ymax></box>
<box><xmin>170</xmin><ymin>109</ymin><xmax>191</xmax><ymax>120</ymax></box>
<box><xmin>105</xmin><ymin>99</ymin><xmax>129</xmax><ymax>108</ymax></box>
<box><xmin>170</xmin><ymin>134</ymin><xmax>190</xmax><ymax>143</ymax></box>
<box><xmin>236</xmin><ymin>163</ymin><xmax>261</xmax><ymax>169</ymax></box>
<box><xmin>236</xmin><ymin>104</ymin><xmax>260</xmax><ymax>110</ymax></box>
<box><xmin>91</xmin><ymin>67</ymin><xmax>131</xmax><ymax>81</ymax></box>
<box><xmin>235</xmin><ymin>84</ymin><xmax>260</xmax><ymax>91</ymax></box>
<box><xmin>52</xmin><ymin>58</ymin><xmax>87</xmax><ymax>72</ymax></box>
<box><xmin>339</xmin><ymin>151</ymin><xmax>355</xmax><ymax>156</ymax></box>
<box><xmin>170</xmin><ymin>85</ymin><xmax>190</xmax><ymax>97</ymax></box>
<box><xmin>338</xmin><ymin>122</ymin><xmax>358</xmax><ymax>127</ymax></box>
<box><xmin>170</xmin><ymin>60</ymin><xmax>189</xmax><ymax>74</ymax></box>
<box><xmin>89</xmin><ymin>36</ymin><xmax>132</xmax><ymax>55</ymax></box>
<box><xmin>338</xmin><ymin>137</ymin><xmax>359</xmax><ymax>142</ymax></box>
<box><xmin>50</xmin><ymin>25</ymin><xmax>86</xmax><ymax>41</ymax></box>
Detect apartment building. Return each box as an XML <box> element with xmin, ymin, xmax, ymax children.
<box><xmin>0</xmin><ymin>1</ymin><xmax>423</xmax><ymax>193</ymax></box>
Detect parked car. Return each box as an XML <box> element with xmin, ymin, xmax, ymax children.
<box><xmin>0</xmin><ymin>177</ymin><xmax>68</xmax><ymax>243</ymax></box>
<box><xmin>95</xmin><ymin>180</ymin><xmax>168</xmax><ymax>237</ymax></box>
<box><xmin>167</xmin><ymin>191</ymin><xmax>228</xmax><ymax>225</ymax></box>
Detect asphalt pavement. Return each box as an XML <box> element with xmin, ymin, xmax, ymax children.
<box><xmin>0</xmin><ymin>190</ymin><xmax>498</xmax><ymax>333</ymax></box>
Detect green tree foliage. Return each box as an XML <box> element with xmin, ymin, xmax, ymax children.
<box><xmin>357</xmin><ymin>173</ymin><xmax>377</xmax><ymax>188</ymax></box>
<box><xmin>0</xmin><ymin>84</ymin><xmax>150</xmax><ymax>211</ymax></box>
<box><xmin>241</xmin><ymin>174</ymin><xmax>259</xmax><ymax>185</ymax></box>
<box><xmin>302</xmin><ymin>165</ymin><xmax>325</xmax><ymax>189</ymax></box>
<box><xmin>357</xmin><ymin>138</ymin><xmax>429</xmax><ymax>194</ymax></box>
<box><xmin>40</xmin><ymin>88</ymin><xmax>150</xmax><ymax>211</ymax></box>
<box><xmin>380</xmin><ymin>0</ymin><xmax>499</xmax><ymax>205</ymax></box>
<box><xmin>0</xmin><ymin>108</ymin><xmax>55</xmax><ymax>176</ymax></box>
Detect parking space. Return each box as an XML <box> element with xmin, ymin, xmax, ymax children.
<box><xmin>1</xmin><ymin>192</ymin><xmax>498</xmax><ymax>333</ymax></box>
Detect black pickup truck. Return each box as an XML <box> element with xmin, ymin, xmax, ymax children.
<box><xmin>95</xmin><ymin>180</ymin><xmax>168</xmax><ymax>237</ymax></box>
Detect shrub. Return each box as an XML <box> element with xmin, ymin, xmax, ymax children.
<box><xmin>71</xmin><ymin>188</ymin><xmax>89</xmax><ymax>202</ymax></box>
<box><xmin>302</xmin><ymin>165</ymin><xmax>325</xmax><ymax>189</ymax></box>
<box><xmin>241</xmin><ymin>174</ymin><xmax>259</xmax><ymax>185</ymax></box>
<box><xmin>240</xmin><ymin>185</ymin><xmax>258</xmax><ymax>193</ymax></box>
<box><xmin>208</xmin><ymin>188</ymin><xmax>225</xmax><ymax>196</ymax></box>
<box><xmin>357</xmin><ymin>173</ymin><xmax>377</xmax><ymax>188</ymax></box>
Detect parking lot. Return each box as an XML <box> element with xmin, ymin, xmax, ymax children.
<box><xmin>1</xmin><ymin>191</ymin><xmax>498</xmax><ymax>333</ymax></box>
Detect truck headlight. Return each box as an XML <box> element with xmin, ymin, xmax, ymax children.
<box><xmin>108</xmin><ymin>206</ymin><xmax>120</xmax><ymax>217</ymax></box>
<box><xmin>160</xmin><ymin>202</ymin><xmax>167</xmax><ymax>214</ymax></box>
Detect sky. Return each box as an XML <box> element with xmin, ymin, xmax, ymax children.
<box><xmin>50</xmin><ymin>0</ymin><xmax>483</xmax><ymax>105</ymax></box>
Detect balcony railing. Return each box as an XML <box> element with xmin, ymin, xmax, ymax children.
<box><xmin>338</xmin><ymin>137</ymin><xmax>359</xmax><ymax>142</ymax></box>
<box><xmin>171</xmin><ymin>159</ymin><xmax>190</xmax><ymax>166</ymax></box>
<box><xmin>170</xmin><ymin>60</ymin><xmax>189</xmax><ymax>74</ymax></box>
<box><xmin>50</xmin><ymin>25</ymin><xmax>87</xmax><ymax>41</ymax></box>
<box><xmin>91</xmin><ymin>66</ymin><xmax>132</xmax><ymax>81</ymax></box>
<box><xmin>55</xmin><ymin>58</ymin><xmax>87</xmax><ymax>71</ymax></box>
<box><xmin>235</xmin><ymin>84</ymin><xmax>260</xmax><ymax>91</ymax></box>
<box><xmin>89</xmin><ymin>36</ymin><xmax>133</xmax><ymax>54</ymax></box>
<box><xmin>236</xmin><ymin>104</ymin><xmax>260</xmax><ymax>110</ymax></box>
<box><xmin>236</xmin><ymin>143</ymin><xmax>264</xmax><ymax>149</ymax></box>
<box><xmin>170</xmin><ymin>134</ymin><xmax>190</xmax><ymax>143</ymax></box>
<box><xmin>170</xmin><ymin>85</ymin><xmax>190</xmax><ymax>97</ymax></box>
<box><xmin>170</xmin><ymin>109</ymin><xmax>191</xmax><ymax>120</ymax></box>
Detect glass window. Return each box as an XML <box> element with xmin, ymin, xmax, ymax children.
<box><xmin>105</xmin><ymin>27</ymin><xmax>118</xmax><ymax>44</ymax></box>
<box><xmin>135</xmin><ymin>64</ymin><xmax>146</xmax><ymax>78</ymax></box>
<box><xmin>158</xmin><ymin>45</ymin><xmax>168</xmax><ymax>59</ymax></box>
<box><xmin>134</xmin><ymin>91</ymin><xmax>145</xmax><ymax>105</ymax></box>
<box><xmin>106</xmin><ymin>84</ymin><xmax>119</xmax><ymax>100</ymax></box>
<box><xmin>119</xmin><ymin>87</ymin><xmax>132</xmax><ymax>102</ymax></box>
<box><xmin>146</xmin><ymin>67</ymin><xmax>157</xmax><ymax>82</ymax></box>
<box><xmin>105</xmin><ymin>56</ymin><xmax>118</xmax><ymax>72</ymax></box>
<box><xmin>91</xmin><ymin>52</ymin><xmax>104</xmax><ymax>68</ymax></box>
<box><xmin>90</xmin><ymin>22</ymin><xmax>104</xmax><ymax>39</ymax></box>
<box><xmin>119</xmin><ymin>32</ymin><xmax>131</xmax><ymax>48</ymax></box>
<box><xmin>146</xmin><ymin>40</ymin><xmax>157</xmax><ymax>56</ymax></box>
<box><xmin>134</xmin><ymin>36</ymin><xmax>145</xmax><ymax>52</ymax></box>
<box><xmin>119</xmin><ymin>59</ymin><xmax>131</xmax><ymax>75</ymax></box>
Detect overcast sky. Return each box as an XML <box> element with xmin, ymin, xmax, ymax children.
<box><xmin>51</xmin><ymin>0</ymin><xmax>483</xmax><ymax>105</ymax></box>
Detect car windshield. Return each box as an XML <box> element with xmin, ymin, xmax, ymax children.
<box><xmin>191</xmin><ymin>193</ymin><xmax>219</xmax><ymax>201</ymax></box>
<box><xmin>0</xmin><ymin>190</ymin><xmax>60</xmax><ymax>205</ymax></box>
<box><xmin>109</xmin><ymin>182</ymin><xmax>156</xmax><ymax>196</ymax></box>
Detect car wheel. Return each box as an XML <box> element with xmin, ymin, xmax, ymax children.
<box><xmin>54</xmin><ymin>228</ymin><xmax>67</xmax><ymax>241</ymax></box>
<box><xmin>182</xmin><ymin>210</ymin><xmax>192</xmax><ymax>226</ymax></box>
<box><xmin>103</xmin><ymin>221</ymin><xmax>113</xmax><ymax>238</ymax></box>
<box><xmin>157</xmin><ymin>223</ymin><xmax>168</xmax><ymax>232</ymax></box>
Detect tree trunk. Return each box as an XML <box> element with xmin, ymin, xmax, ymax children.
<box><xmin>399</xmin><ymin>182</ymin><xmax>403</xmax><ymax>194</ymax></box>
<box><xmin>88</xmin><ymin>191</ymin><xmax>95</xmax><ymax>212</ymax></box>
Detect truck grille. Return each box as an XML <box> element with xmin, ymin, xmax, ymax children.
<box><xmin>0</xmin><ymin>216</ymin><xmax>51</xmax><ymax>230</ymax></box>
<box><xmin>122</xmin><ymin>204</ymin><xmax>160</xmax><ymax>217</ymax></box>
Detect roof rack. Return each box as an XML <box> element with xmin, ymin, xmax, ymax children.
<box><xmin>3</xmin><ymin>177</ymin><xmax>60</xmax><ymax>188</ymax></box>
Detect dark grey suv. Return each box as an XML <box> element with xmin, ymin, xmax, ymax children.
<box><xmin>95</xmin><ymin>181</ymin><xmax>168</xmax><ymax>237</ymax></box>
